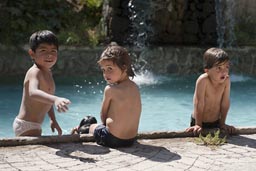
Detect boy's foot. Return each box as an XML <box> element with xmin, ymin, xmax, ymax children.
<box><xmin>77</xmin><ymin>116</ymin><xmax>97</xmax><ymax>134</ymax></box>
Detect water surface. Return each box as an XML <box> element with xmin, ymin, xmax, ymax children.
<box><xmin>0</xmin><ymin>74</ymin><xmax>255</xmax><ymax>138</ymax></box>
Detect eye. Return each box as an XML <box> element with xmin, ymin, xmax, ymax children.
<box><xmin>107</xmin><ymin>67</ymin><xmax>113</xmax><ymax>71</ymax></box>
<box><xmin>51</xmin><ymin>49</ymin><xmax>57</xmax><ymax>53</ymax></box>
<box><xmin>216</xmin><ymin>66</ymin><xmax>221</xmax><ymax>72</ymax></box>
<box><xmin>39</xmin><ymin>49</ymin><xmax>46</xmax><ymax>52</ymax></box>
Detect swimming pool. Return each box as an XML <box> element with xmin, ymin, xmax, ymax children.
<box><xmin>0</xmin><ymin>73</ymin><xmax>255</xmax><ymax>138</ymax></box>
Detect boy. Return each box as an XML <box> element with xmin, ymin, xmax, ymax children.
<box><xmin>186</xmin><ymin>47</ymin><xmax>235</xmax><ymax>134</ymax></box>
<box><xmin>88</xmin><ymin>43</ymin><xmax>142</xmax><ymax>148</ymax></box>
<box><xmin>13</xmin><ymin>30</ymin><xmax>71</xmax><ymax>136</ymax></box>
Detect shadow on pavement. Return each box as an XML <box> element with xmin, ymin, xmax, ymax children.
<box><xmin>48</xmin><ymin>142</ymin><xmax>110</xmax><ymax>163</ymax></box>
<box><xmin>227</xmin><ymin>135</ymin><xmax>256</xmax><ymax>149</ymax></box>
<box><xmin>117</xmin><ymin>141</ymin><xmax>181</xmax><ymax>162</ymax></box>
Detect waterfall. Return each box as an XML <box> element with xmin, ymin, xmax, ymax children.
<box><xmin>128</xmin><ymin>0</ymin><xmax>154</xmax><ymax>48</ymax></box>
<box><xmin>127</xmin><ymin>0</ymin><xmax>161</xmax><ymax>85</ymax></box>
<box><xmin>215</xmin><ymin>0</ymin><xmax>237</xmax><ymax>48</ymax></box>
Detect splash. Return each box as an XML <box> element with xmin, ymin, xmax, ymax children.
<box><xmin>133</xmin><ymin>70</ymin><xmax>161</xmax><ymax>86</ymax></box>
<box><xmin>230</xmin><ymin>74</ymin><xmax>251</xmax><ymax>82</ymax></box>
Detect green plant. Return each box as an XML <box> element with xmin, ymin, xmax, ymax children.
<box><xmin>0</xmin><ymin>0</ymin><xmax>104</xmax><ymax>46</ymax></box>
<box><xmin>194</xmin><ymin>130</ymin><xmax>226</xmax><ymax>147</ymax></box>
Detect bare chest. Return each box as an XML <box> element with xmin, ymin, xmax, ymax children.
<box><xmin>40</xmin><ymin>74</ymin><xmax>55</xmax><ymax>94</ymax></box>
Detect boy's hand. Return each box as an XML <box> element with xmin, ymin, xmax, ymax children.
<box><xmin>186</xmin><ymin>125</ymin><xmax>202</xmax><ymax>134</ymax></box>
<box><xmin>220</xmin><ymin>124</ymin><xmax>236</xmax><ymax>134</ymax></box>
<box><xmin>50</xmin><ymin>120</ymin><xmax>62</xmax><ymax>136</ymax></box>
<box><xmin>55</xmin><ymin>98</ymin><xmax>71</xmax><ymax>112</ymax></box>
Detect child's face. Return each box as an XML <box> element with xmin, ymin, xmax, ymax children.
<box><xmin>29</xmin><ymin>43</ymin><xmax>58</xmax><ymax>70</ymax></box>
<box><xmin>99</xmin><ymin>60</ymin><xmax>127</xmax><ymax>84</ymax></box>
<box><xmin>207</xmin><ymin>61</ymin><xmax>230</xmax><ymax>83</ymax></box>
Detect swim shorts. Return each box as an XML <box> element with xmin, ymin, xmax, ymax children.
<box><xmin>190</xmin><ymin>116</ymin><xmax>220</xmax><ymax>128</ymax></box>
<box><xmin>93</xmin><ymin>124</ymin><xmax>136</xmax><ymax>148</ymax></box>
<box><xmin>13</xmin><ymin>117</ymin><xmax>42</xmax><ymax>136</ymax></box>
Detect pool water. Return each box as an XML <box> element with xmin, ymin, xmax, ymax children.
<box><xmin>0</xmin><ymin>74</ymin><xmax>255</xmax><ymax>138</ymax></box>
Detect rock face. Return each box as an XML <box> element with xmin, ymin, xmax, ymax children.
<box><xmin>106</xmin><ymin>0</ymin><xmax>256</xmax><ymax>47</ymax></box>
<box><xmin>1</xmin><ymin>46</ymin><xmax>256</xmax><ymax>76</ymax></box>
<box><xmin>107</xmin><ymin>0</ymin><xmax>217</xmax><ymax>46</ymax></box>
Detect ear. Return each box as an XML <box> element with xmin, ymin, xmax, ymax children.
<box><xmin>204</xmin><ymin>68</ymin><xmax>208</xmax><ymax>73</ymax></box>
<box><xmin>28</xmin><ymin>49</ymin><xmax>35</xmax><ymax>60</ymax></box>
<box><xmin>122</xmin><ymin>65</ymin><xmax>127</xmax><ymax>72</ymax></box>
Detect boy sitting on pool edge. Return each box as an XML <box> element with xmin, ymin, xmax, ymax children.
<box><xmin>74</xmin><ymin>43</ymin><xmax>142</xmax><ymax>148</ymax></box>
<box><xmin>186</xmin><ymin>47</ymin><xmax>235</xmax><ymax>134</ymax></box>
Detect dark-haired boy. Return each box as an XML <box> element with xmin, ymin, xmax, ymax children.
<box><xmin>13</xmin><ymin>30</ymin><xmax>71</xmax><ymax>136</ymax></box>
<box><xmin>186</xmin><ymin>48</ymin><xmax>235</xmax><ymax>134</ymax></box>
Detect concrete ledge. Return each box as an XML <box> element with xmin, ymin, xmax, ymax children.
<box><xmin>1</xmin><ymin>127</ymin><xmax>255</xmax><ymax>147</ymax></box>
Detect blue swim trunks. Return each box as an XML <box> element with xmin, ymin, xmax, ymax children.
<box><xmin>94</xmin><ymin>124</ymin><xmax>136</xmax><ymax>148</ymax></box>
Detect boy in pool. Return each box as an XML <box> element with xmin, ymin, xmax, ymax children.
<box><xmin>13</xmin><ymin>30</ymin><xmax>71</xmax><ymax>136</ymax></box>
<box><xmin>88</xmin><ymin>43</ymin><xmax>141</xmax><ymax>148</ymax></box>
<box><xmin>186</xmin><ymin>47</ymin><xmax>235</xmax><ymax>134</ymax></box>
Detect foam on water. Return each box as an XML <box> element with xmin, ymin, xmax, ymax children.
<box><xmin>230</xmin><ymin>74</ymin><xmax>252</xmax><ymax>82</ymax></box>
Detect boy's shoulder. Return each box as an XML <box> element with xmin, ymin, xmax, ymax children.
<box><xmin>26</xmin><ymin>65</ymin><xmax>40</xmax><ymax>76</ymax></box>
<box><xmin>105</xmin><ymin>79</ymin><xmax>138</xmax><ymax>92</ymax></box>
<box><xmin>25</xmin><ymin>65</ymin><xmax>46</xmax><ymax>81</ymax></box>
<box><xmin>197</xmin><ymin>73</ymin><xmax>209</xmax><ymax>82</ymax></box>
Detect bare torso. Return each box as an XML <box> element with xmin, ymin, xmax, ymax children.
<box><xmin>105</xmin><ymin>79</ymin><xmax>141</xmax><ymax>139</ymax></box>
<box><xmin>17</xmin><ymin>65</ymin><xmax>55</xmax><ymax>124</ymax></box>
<box><xmin>193</xmin><ymin>73</ymin><xmax>228</xmax><ymax>122</ymax></box>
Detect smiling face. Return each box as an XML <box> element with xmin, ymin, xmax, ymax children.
<box><xmin>206</xmin><ymin>61</ymin><xmax>230</xmax><ymax>83</ymax></box>
<box><xmin>29</xmin><ymin>43</ymin><xmax>58</xmax><ymax>70</ymax></box>
<box><xmin>99</xmin><ymin>59</ymin><xmax>127</xmax><ymax>84</ymax></box>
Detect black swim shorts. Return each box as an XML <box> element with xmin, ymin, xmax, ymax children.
<box><xmin>190</xmin><ymin>116</ymin><xmax>220</xmax><ymax>129</ymax></box>
<box><xmin>93</xmin><ymin>124</ymin><xmax>135</xmax><ymax>148</ymax></box>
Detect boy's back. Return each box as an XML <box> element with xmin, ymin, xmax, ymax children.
<box><xmin>106</xmin><ymin>79</ymin><xmax>141</xmax><ymax>139</ymax></box>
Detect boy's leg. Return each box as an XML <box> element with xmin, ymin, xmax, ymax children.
<box><xmin>89</xmin><ymin>123</ymin><xmax>99</xmax><ymax>134</ymax></box>
<box><xmin>20</xmin><ymin>129</ymin><xmax>42</xmax><ymax>136</ymax></box>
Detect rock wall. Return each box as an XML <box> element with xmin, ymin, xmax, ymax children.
<box><xmin>106</xmin><ymin>0</ymin><xmax>256</xmax><ymax>47</ymax></box>
<box><xmin>1</xmin><ymin>45</ymin><xmax>256</xmax><ymax>77</ymax></box>
<box><xmin>107</xmin><ymin>0</ymin><xmax>217</xmax><ymax>46</ymax></box>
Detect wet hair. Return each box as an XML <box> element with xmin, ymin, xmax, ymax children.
<box><xmin>203</xmin><ymin>47</ymin><xmax>229</xmax><ymax>69</ymax></box>
<box><xmin>29</xmin><ymin>30</ymin><xmax>58</xmax><ymax>52</ymax></box>
<box><xmin>98</xmin><ymin>42</ymin><xmax>135</xmax><ymax>78</ymax></box>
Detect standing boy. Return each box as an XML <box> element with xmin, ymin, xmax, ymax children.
<box><xmin>13</xmin><ymin>30</ymin><xmax>71</xmax><ymax>136</ymax></box>
<box><xmin>186</xmin><ymin>48</ymin><xmax>235</xmax><ymax>134</ymax></box>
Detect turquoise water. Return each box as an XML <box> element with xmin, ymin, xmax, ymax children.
<box><xmin>0</xmin><ymin>74</ymin><xmax>256</xmax><ymax>138</ymax></box>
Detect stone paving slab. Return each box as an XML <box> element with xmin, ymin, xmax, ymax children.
<box><xmin>0</xmin><ymin>133</ymin><xmax>256</xmax><ymax>171</ymax></box>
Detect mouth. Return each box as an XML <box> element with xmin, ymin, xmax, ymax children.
<box><xmin>45</xmin><ymin>60</ymin><xmax>53</xmax><ymax>63</ymax></box>
<box><xmin>220</xmin><ymin>76</ymin><xmax>226</xmax><ymax>80</ymax></box>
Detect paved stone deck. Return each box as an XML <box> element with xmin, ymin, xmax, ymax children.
<box><xmin>0</xmin><ymin>128</ymin><xmax>256</xmax><ymax>171</ymax></box>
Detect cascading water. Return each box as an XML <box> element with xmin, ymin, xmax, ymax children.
<box><xmin>127</xmin><ymin>0</ymin><xmax>159</xmax><ymax>85</ymax></box>
<box><xmin>215</xmin><ymin>0</ymin><xmax>237</xmax><ymax>48</ymax></box>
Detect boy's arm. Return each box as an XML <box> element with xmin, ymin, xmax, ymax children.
<box><xmin>28</xmin><ymin>70</ymin><xmax>71</xmax><ymax>112</ymax></box>
<box><xmin>194</xmin><ymin>77</ymin><xmax>206</xmax><ymax>126</ymax></box>
<box><xmin>219</xmin><ymin>78</ymin><xmax>231</xmax><ymax>127</ymax></box>
<box><xmin>186</xmin><ymin>76</ymin><xmax>206</xmax><ymax>133</ymax></box>
<box><xmin>48</xmin><ymin>106</ymin><xmax>62</xmax><ymax>135</ymax></box>
<box><xmin>100</xmin><ymin>86</ymin><xmax>112</xmax><ymax>125</ymax></box>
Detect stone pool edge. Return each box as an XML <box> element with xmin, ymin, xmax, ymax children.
<box><xmin>1</xmin><ymin>126</ymin><xmax>255</xmax><ymax>147</ymax></box>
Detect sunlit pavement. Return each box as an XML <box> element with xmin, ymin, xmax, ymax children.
<box><xmin>0</xmin><ymin>133</ymin><xmax>255</xmax><ymax>171</ymax></box>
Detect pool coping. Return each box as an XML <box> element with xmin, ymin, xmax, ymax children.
<box><xmin>1</xmin><ymin>126</ymin><xmax>256</xmax><ymax>147</ymax></box>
